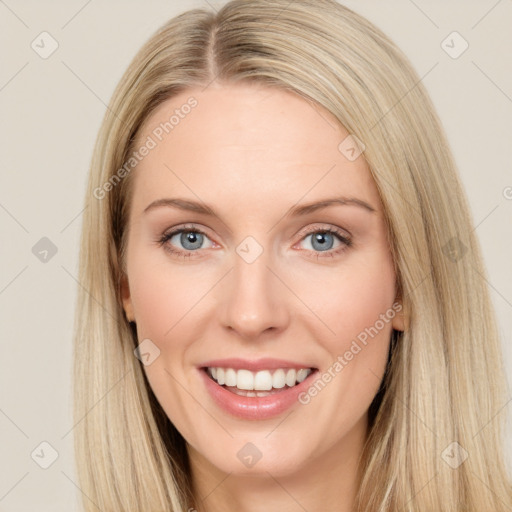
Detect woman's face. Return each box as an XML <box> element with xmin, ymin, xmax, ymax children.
<box><xmin>121</xmin><ymin>83</ymin><xmax>403</xmax><ymax>478</ymax></box>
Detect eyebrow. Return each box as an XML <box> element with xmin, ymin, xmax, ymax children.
<box><xmin>143</xmin><ymin>196</ymin><xmax>376</xmax><ymax>218</ymax></box>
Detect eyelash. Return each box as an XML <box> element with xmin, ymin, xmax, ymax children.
<box><xmin>157</xmin><ymin>223</ymin><xmax>352</xmax><ymax>260</ymax></box>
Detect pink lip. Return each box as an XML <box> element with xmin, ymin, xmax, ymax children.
<box><xmin>199</xmin><ymin>357</ymin><xmax>316</xmax><ymax>372</ymax></box>
<box><xmin>198</xmin><ymin>367</ymin><xmax>319</xmax><ymax>420</ymax></box>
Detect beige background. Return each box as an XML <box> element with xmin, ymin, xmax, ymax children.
<box><xmin>1</xmin><ymin>1</ymin><xmax>511</xmax><ymax>510</ymax></box>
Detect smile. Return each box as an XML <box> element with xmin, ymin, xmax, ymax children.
<box><xmin>199</xmin><ymin>363</ymin><xmax>319</xmax><ymax>420</ymax></box>
<box><xmin>206</xmin><ymin>367</ymin><xmax>313</xmax><ymax>396</ymax></box>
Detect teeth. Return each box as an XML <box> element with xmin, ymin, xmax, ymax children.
<box><xmin>206</xmin><ymin>367</ymin><xmax>313</xmax><ymax>390</ymax></box>
<box><xmin>225</xmin><ymin>368</ymin><xmax>237</xmax><ymax>387</ymax></box>
<box><xmin>296</xmin><ymin>369</ymin><xmax>309</xmax><ymax>383</ymax></box>
<box><xmin>237</xmin><ymin>369</ymin><xmax>254</xmax><ymax>390</ymax></box>
<box><xmin>273</xmin><ymin>369</ymin><xmax>286</xmax><ymax>389</ymax></box>
<box><xmin>285</xmin><ymin>369</ymin><xmax>296</xmax><ymax>387</ymax></box>
<box><xmin>254</xmin><ymin>370</ymin><xmax>272</xmax><ymax>390</ymax></box>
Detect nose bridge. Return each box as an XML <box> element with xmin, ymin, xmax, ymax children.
<box><xmin>219</xmin><ymin>241</ymin><xmax>289</xmax><ymax>338</ymax></box>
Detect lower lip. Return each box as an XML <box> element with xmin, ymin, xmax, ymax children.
<box><xmin>198</xmin><ymin>368</ymin><xmax>318</xmax><ymax>420</ymax></box>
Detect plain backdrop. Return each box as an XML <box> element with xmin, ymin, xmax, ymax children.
<box><xmin>1</xmin><ymin>1</ymin><xmax>511</xmax><ymax>510</ymax></box>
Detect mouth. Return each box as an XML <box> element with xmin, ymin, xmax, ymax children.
<box><xmin>198</xmin><ymin>363</ymin><xmax>319</xmax><ymax>420</ymax></box>
<box><xmin>202</xmin><ymin>366</ymin><xmax>317</xmax><ymax>397</ymax></box>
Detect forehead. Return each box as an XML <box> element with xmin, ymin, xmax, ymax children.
<box><xmin>130</xmin><ymin>83</ymin><xmax>380</xmax><ymax>215</ymax></box>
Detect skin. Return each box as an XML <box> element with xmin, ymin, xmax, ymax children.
<box><xmin>121</xmin><ymin>82</ymin><xmax>404</xmax><ymax>512</ymax></box>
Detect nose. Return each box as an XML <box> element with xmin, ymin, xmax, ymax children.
<box><xmin>217</xmin><ymin>249</ymin><xmax>290</xmax><ymax>341</ymax></box>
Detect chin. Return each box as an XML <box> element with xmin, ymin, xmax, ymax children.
<box><xmin>196</xmin><ymin>437</ymin><xmax>315</xmax><ymax>478</ymax></box>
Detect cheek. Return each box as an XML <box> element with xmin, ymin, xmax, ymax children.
<box><xmin>299</xmin><ymin>248</ymin><xmax>396</xmax><ymax>398</ymax></box>
<box><xmin>292</xmin><ymin>257</ymin><xmax>396</xmax><ymax>434</ymax></box>
<box><xmin>323</xmin><ymin>255</ymin><xmax>396</xmax><ymax>386</ymax></box>
<box><xmin>128</xmin><ymin>255</ymin><xmax>205</xmax><ymax>340</ymax></box>
<box><xmin>131</xmin><ymin>279</ymin><xmax>174</xmax><ymax>339</ymax></box>
<box><xmin>127</xmin><ymin>261</ymin><xmax>205</xmax><ymax>430</ymax></box>
<box><xmin>301</xmin><ymin>250</ymin><xmax>397</xmax><ymax>344</ymax></box>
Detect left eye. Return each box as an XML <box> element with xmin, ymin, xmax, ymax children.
<box><xmin>299</xmin><ymin>230</ymin><xmax>344</xmax><ymax>252</ymax></box>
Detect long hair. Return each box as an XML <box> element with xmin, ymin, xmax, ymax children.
<box><xmin>73</xmin><ymin>1</ymin><xmax>512</xmax><ymax>510</ymax></box>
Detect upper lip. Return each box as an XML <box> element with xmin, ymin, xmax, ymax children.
<box><xmin>199</xmin><ymin>358</ymin><xmax>317</xmax><ymax>372</ymax></box>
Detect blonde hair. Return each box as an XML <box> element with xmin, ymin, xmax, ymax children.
<box><xmin>73</xmin><ymin>0</ymin><xmax>512</xmax><ymax>510</ymax></box>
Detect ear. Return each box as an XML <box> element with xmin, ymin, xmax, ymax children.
<box><xmin>120</xmin><ymin>273</ymin><xmax>135</xmax><ymax>323</ymax></box>
<box><xmin>391</xmin><ymin>296</ymin><xmax>406</xmax><ymax>332</ymax></box>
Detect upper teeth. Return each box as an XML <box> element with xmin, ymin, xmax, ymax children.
<box><xmin>207</xmin><ymin>367</ymin><xmax>312</xmax><ymax>390</ymax></box>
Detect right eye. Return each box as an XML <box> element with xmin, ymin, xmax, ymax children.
<box><xmin>158</xmin><ymin>224</ymin><xmax>215</xmax><ymax>259</ymax></box>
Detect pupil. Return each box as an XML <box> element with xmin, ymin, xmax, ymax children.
<box><xmin>181</xmin><ymin>231</ymin><xmax>203</xmax><ymax>250</ymax></box>
<box><xmin>313</xmin><ymin>232</ymin><xmax>333</xmax><ymax>251</ymax></box>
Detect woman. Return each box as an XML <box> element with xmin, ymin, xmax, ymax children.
<box><xmin>73</xmin><ymin>0</ymin><xmax>512</xmax><ymax>510</ymax></box>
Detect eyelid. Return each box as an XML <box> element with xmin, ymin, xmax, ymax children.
<box><xmin>296</xmin><ymin>223</ymin><xmax>351</xmax><ymax>240</ymax></box>
<box><xmin>161</xmin><ymin>223</ymin><xmax>214</xmax><ymax>240</ymax></box>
